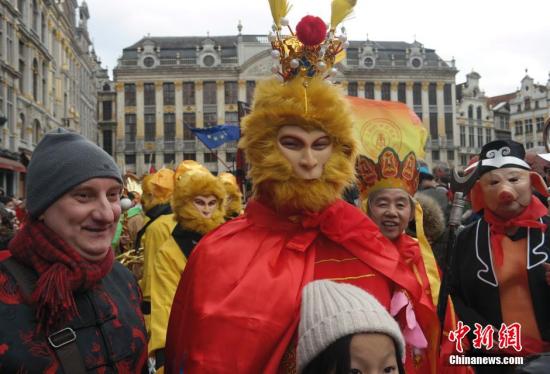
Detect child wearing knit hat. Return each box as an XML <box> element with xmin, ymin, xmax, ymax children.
<box><xmin>298</xmin><ymin>280</ymin><xmax>406</xmax><ymax>374</ymax></box>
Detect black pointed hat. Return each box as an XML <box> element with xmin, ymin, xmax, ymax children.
<box><xmin>477</xmin><ymin>140</ymin><xmax>530</xmax><ymax>175</ymax></box>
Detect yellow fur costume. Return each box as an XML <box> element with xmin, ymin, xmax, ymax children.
<box><xmin>240</xmin><ymin>77</ymin><xmax>357</xmax><ymax>212</ymax></box>
<box><xmin>141</xmin><ymin>168</ymin><xmax>175</xmax><ymax>212</ymax></box>
<box><xmin>218</xmin><ymin>172</ymin><xmax>243</xmax><ymax>218</ymax></box>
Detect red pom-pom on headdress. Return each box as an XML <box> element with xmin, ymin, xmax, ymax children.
<box><xmin>296</xmin><ymin>15</ymin><xmax>327</xmax><ymax>46</ymax></box>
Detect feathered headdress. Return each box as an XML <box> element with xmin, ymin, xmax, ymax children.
<box><xmin>267</xmin><ymin>0</ymin><xmax>355</xmax><ymax>82</ymax></box>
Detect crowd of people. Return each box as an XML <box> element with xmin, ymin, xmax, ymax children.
<box><xmin>1</xmin><ymin>2</ymin><xmax>550</xmax><ymax>373</ymax></box>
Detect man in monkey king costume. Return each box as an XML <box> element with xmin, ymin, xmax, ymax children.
<box><xmin>450</xmin><ymin>140</ymin><xmax>550</xmax><ymax>373</ymax></box>
<box><xmin>165</xmin><ymin>1</ymin><xmax>420</xmax><ymax>372</ymax></box>
<box><xmin>149</xmin><ymin>168</ymin><xmax>226</xmax><ymax>372</ymax></box>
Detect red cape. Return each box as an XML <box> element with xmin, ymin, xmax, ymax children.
<box><xmin>165</xmin><ymin>199</ymin><xmax>422</xmax><ymax>373</ymax></box>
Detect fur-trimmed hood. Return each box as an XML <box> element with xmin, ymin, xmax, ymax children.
<box><xmin>414</xmin><ymin>192</ymin><xmax>446</xmax><ymax>244</ymax></box>
<box><xmin>239</xmin><ymin>77</ymin><xmax>357</xmax><ymax>213</ymax></box>
<box><xmin>171</xmin><ymin>170</ymin><xmax>226</xmax><ymax>235</ymax></box>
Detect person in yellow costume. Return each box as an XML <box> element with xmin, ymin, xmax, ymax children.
<box><xmin>139</xmin><ymin>161</ymin><xmax>207</xmax><ymax>332</ymax></box>
<box><xmin>136</xmin><ymin>167</ymin><xmax>175</xmax><ymax>331</ymax></box>
<box><xmin>218</xmin><ymin>172</ymin><xmax>243</xmax><ymax>219</ymax></box>
<box><xmin>148</xmin><ymin>168</ymin><xmax>226</xmax><ymax>372</ymax></box>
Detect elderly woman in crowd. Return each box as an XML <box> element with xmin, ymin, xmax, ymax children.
<box><xmin>0</xmin><ymin>128</ymin><xmax>147</xmax><ymax>373</ymax></box>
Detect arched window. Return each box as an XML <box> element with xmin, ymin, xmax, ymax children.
<box><xmin>476</xmin><ymin>106</ymin><xmax>482</xmax><ymax>120</ymax></box>
<box><xmin>32</xmin><ymin>119</ymin><xmax>41</xmax><ymax>144</ymax></box>
<box><xmin>32</xmin><ymin>58</ymin><xmax>38</xmax><ymax>101</ymax></box>
<box><xmin>468</xmin><ymin>105</ymin><xmax>473</xmax><ymax>119</ymax></box>
<box><xmin>19</xmin><ymin>113</ymin><xmax>25</xmax><ymax>141</ymax></box>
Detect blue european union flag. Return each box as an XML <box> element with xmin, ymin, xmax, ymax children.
<box><xmin>190</xmin><ymin>124</ymin><xmax>240</xmax><ymax>149</ymax></box>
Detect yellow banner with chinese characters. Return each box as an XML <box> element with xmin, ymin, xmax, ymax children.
<box><xmin>347</xmin><ymin>96</ymin><xmax>427</xmax><ymax>161</ymax></box>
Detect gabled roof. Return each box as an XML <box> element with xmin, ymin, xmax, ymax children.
<box><xmin>487</xmin><ymin>92</ymin><xmax>516</xmax><ymax>107</ymax></box>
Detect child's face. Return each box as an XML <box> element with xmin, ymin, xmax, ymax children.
<box><xmin>348</xmin><ymin>333</ymin><xmax>399</xmax><ymax>374</ymax></box>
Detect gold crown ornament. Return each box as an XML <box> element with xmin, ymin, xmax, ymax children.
<box><xmin>267</xmin><ymin>0</ymin><xmax>356</xmax><ymax>82</ymax></box>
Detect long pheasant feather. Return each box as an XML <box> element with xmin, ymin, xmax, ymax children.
<box><xmin>330</xmin><ymin>0</ymin><xmax>357</xmax><ymax>30</ymax></box>
<box><xmin>268</xmin><ymin>0</ymin><xmax>292</xmax><ymax>29</ymax></box>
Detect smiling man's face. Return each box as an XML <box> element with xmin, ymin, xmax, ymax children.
<box><xmin>367</xmin><ymin>188</ymin><xmax>412</xmax><ymax>241</ymax></box>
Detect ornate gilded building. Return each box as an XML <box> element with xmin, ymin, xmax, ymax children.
<box><xmin>0</xmin><ymin>0</ymin><xmax>102</xmax><ymax>196</ymax></box>
<box><xmin>113</xmin><ymin>32</ymin><xmax>458</xmax><ymax>175</ymax></box>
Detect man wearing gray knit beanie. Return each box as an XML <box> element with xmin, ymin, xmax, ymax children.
<box><xmin>298</xmin><ymin>280</ymin><xmax>406</xmax><ymax>374</ymax></box>
<box><xmin>26</xmin><ymin>128</ymin><xmax>122</xmax><ymax>219</ymax></box>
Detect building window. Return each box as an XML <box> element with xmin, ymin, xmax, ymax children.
<box><xmin>486</xmin><ymin>128</ymin><xmax>492</xmax><ymax>143</ymax></box>
<box><xmin>144</xmin><ymin>83</ymin><xmax>155</xmax><ymax>106</ymax></box>
<box><xmin>125</xmin><ymin>154</ymin><xmax>136</xmax><ymax>165</ymax></box>
<box><xmin>444</xmin><ymin>84</ymin><xmax>452</xmax><ymax>105</ymax></box>
<box><xmin>144</xmin><ymin>154</ymin><xmax>155</xmax><ymax>166</ymax></box>
<box><xmin>365</xmin><ymin>82</ymin><xmax>374</xmax><ymax>99</ymax></box>
<box><xmin>381</xmin><ymin>82</ymin><xmax>391</xmax><ymax>101</ymax></box>
<box><xmin>431</xmin><ymin>150</ymin><xmax>440</xmax><ymax>161</ymax></box>
<box><xmin>183</xmin><ymin>152</ymin><xmax>196</xmax><ymax>161</ymax></box>
<box><xmin>468</xmin><ymin>105</ymin><xmax>473</xmax><ymax>119</ymax></box>
<box><xmin>525</xmin><ymin>119</ymin><xmax>533</xmax><ymax>134</ymax></box>
<box><xmin>42</xmin><ymin>63</ymin><xmax>47</xmax><ymax>105</ymax></box>
<box><xmin>526</xmin><ymin>142</ymin><xmax>534</xmax><ymax>149</ymax></box>
<box><xmin>460</xmin><ymin>155</ymin><xmax>467</xmax><ymax>166</ymax></box>
<box><xmin>102</xmin><ymin>101</ymin><xmax>112</xmax><ymax>121</ymax></box>
<box><xmin>203</xmin><ymin>81</ymin><xmax>217</xmax><ymax>105</ymax></box>
<box><xmin>164</xmin><ymin>113</ymin><xmax>175</xmax><ymax>141</ymax></box>
<box><xmin>225</xmin><ymin>111</ymin><xmax>238</xmax><ymax>125</ymax></box>
<box><xmin>460</xmin><ymin>126</ymin><xmax>465</xmax><ymax>147</ymax></box>
<box><xmin>429</xmin><ymin>113</ymin><xmax>438</xmax><ymax>139</ymax></box>
<box><xmin>19</xmin><ymin>113</ymin><xmax>25</xmax><ymax>141</ymax></box>
<box><xmin>6</xmin><ymin>23</ymin><xmax>14</xmax><ymax>66</ymax></box>
<box><xmin>412</xmin><ymin>82</ymin><xmax>422</xmax><ymax>106</ymax></box>
<box><xmin>428</xmin><ymin>83</ymin><xmax>437</xmax><ymax>106</ymax></box>
<box><xmin>246</xmin><ymin>81</ymin><xmax>256</xmax><ymax>104</ymax></box>
<box><xmin>32</xmin><ymin>0</ymin><xmax>38</xmax><ymax>32</ymax></box>
<box><xmin>103</xmin><ymin>130</ymin><xmax>113</xmax><ymax>155</ymax></box>
<box><xmin>32</xmin><ymin>119</ymin><xmax>40</xmax><ymax>145</ymax></box>
<box><xmin>41</xmin><ymin>12</ymin><xmax>46</xmax><ymax>41</ymax></box>
<box><xmin>204</xmin><ymin>152</ymin><xmax>217</xmax><ymax>163</ymax></box>
<box><xmin>224</xmin><ymin>81</ymin><xmax>238</xmax><ymax>104</ymax></box>
<box><xmin>348</xmin><ymin>81</ymin><xmax>358</xmax><ymax>97</ymax></box>
<box><xmin>477</xmin><ymin>106</ymin><xmax>482</xmax><ymax>120</ymax></box>
<box><xmin>536</xmin><ymin>117</ymin><xmax>544</xmax><ymax>132</ymax></box>
<box><xmin>163</xmin><ymin>82</ymin><xmax>175</xmax><ymax>106</ymax></box>
<box><xmin>164</xmin><ymin>153</ymin><xmax>175</xmax><ymax>164</ymax></box>
<box><xmin>447</xmin><ymin>150</ymin><xmax>454</xmax><ymax>161</ymax></box>
<box><xmin>445</xmin><ymin>113</ymin><xmax>453</xmax><ymax>139</ymax></box>
<box><xmin>204</xmin><ymin>112</ymin><xmax>217</xmax><ymax>128</ymax></box>
<box><xmin>32</xmin><ymin>59</ymin><xmax>38</xmax><ymax>101</ymax></box>
<box><xmin>183</xmin><ymin>82</ymin><xmax>195</xmax><ymax>105</ymax></box>
<box><xmin>226</xmin><ymin>152</ymin><xmax>236</xmax><ymax>162</ymax></box>
<box><xmin>397</xmin><ymin>83</ymin><xmax>406</xmax><ymax>103</ymax></box>
<box><xmin>125</xmin><ymin>114</ymin><xmax>136</xmax><ymax>143</ymax></box>
<box><xmin>124</xmin><ymin>84</ymin><xmax>136</xmax><ymax>106</ymax></box>
<box><xmin>524</xmin><ymin>98</ymin><xmax>531</xmax><ymax>111</ymax></box>
<box><xmin>477</xmin><ymin>128</ymin><xmax>483</xmax><ymax>148</ymax></box>
<box><xmin>19</xmin><ymin>42</ymin><xmax>25</xmax><ymax>93</ymax></box>
<box><xmin>468</xmin><ymin>127</ymin><xmax>474</xmax><ymax>147</ymax></box>
<box><xmin>183</xmin><ymin>113</ymin><xmax>196</xmax><ymax>140</ymax></box>
<box><xmin>144</xmin><ymin>114</ymin><xmax>156</xmax><ymax>141</ymax></box>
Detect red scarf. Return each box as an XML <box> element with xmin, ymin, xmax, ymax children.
<box><xmin>8</xmin><ymin>220</ymin><xmax>113</xmax><ymax>333</ymax></box>
<box><xmin>484</xmin><ymin>197</ymin><xmax>547</xmax><ymax>267</ymax></box>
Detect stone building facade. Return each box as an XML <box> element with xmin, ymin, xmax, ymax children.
<box><xmin>113</xmin><ymin>33</ymin><xmax>458</xmax><ymax>175</ymax></box>
<box><xmin>0</xmin><ymin>0</ymin><xmax>102</xmax><ymax>196</ymax></box>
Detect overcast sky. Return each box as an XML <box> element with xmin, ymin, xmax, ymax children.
<box><xmin>85</xmin><ymin>0</ymin><xmax>549</xmax><ymax>97</ymax></box>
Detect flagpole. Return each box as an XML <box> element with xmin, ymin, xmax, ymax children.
<box><xmin>185</xmin><ymin>125</ymin><xmax>235</xmax><ymax>173</ymax></box>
